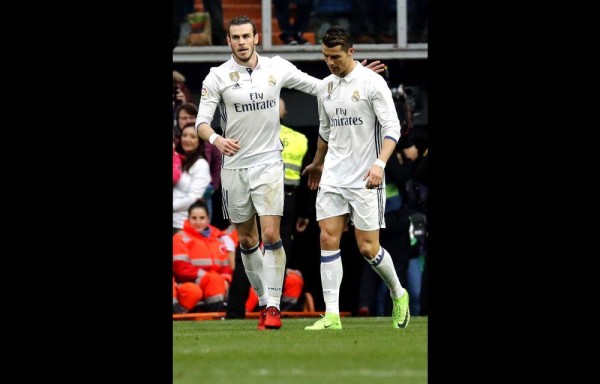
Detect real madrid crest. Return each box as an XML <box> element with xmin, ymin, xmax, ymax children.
<box><xmin>229</xmin><ymin>72</ymin><xmax>240</xmax><ymax>82</ymax></box>
<box><xmin>327</xmin><ymin>82</ymin><xmax>333</xmax><ymax>95</ymax></box>
<box><xmin>352</xmin><ymin>90</ymin><xmax>360</xmax><ymax>102</ymax></box>
<box><xmin>268</xmin><ymin>75</ymin><xmax>276</xmax><ymax>86</ymax></box>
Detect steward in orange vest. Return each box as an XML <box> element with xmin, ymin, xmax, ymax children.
<box><xmin>173</xmin><ymin>201</ymin><xmax>235</xmax><ymax>311</ymax></box>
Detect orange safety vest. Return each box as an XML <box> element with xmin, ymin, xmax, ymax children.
<box><xmin>173</xmin><ymin>220</ymin><xmax>233</xmax><ymax>276</ymax></box>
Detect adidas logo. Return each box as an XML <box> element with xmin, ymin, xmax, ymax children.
<box><xmin>232</xmin><ymin>83</ymin><xmax>241</xmax><ymax>89</ymax></box>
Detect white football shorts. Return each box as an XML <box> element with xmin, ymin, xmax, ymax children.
<box><xmin>221</xmin><ymin>160</ymin><xmax>285</xmax><ymax>223</ymax></box>
<box><xmin>316</xmin><ymin>184</ymin><xmax>386</xmax><ymax>231</ymax></box>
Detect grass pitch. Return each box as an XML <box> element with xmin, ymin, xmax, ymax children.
<box><xmin>173</xmin><ymin>316</ymin><xmax>427</xmax><ymax>384</ymax></box>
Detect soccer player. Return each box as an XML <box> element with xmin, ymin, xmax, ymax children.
<box><xmin>302</xmin><ymin>26</ymin><xmax>410</xmax><ymax>330</ymax></box>
<box><xmin>195</xmin><ymin>16</ymin><xmax>384</xmax><ymax>330</ymax></box>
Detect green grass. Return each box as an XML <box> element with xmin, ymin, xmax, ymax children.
<box><xmin>173</xmin><ymin>316</ymin><xmax>427</xmax><ymax>384</ymax></box>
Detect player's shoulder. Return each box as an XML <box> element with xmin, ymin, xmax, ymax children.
<box><xmin>206</xmin><ymin>64</ymin><xmax>227</xmax><ymax>80</ymax></box>
<box><xmin>206</xmin><ymin>57</ymin><xmax>236</xmax><ymax>75</ymax></box>
<box><xmin>359</xmin><ymin>63</ymin><xmax>387</xmax><ymax>83</ymax></box>
<box><xmin>269</xmin><ymin>55</ymin><xmax>296</xmax><ymax>68</ymax></box>
<box><xmin>212</xmin><ymin>58</ymin><xmax>233</xmax><ymax>71</ymax></box>
<box><xmin>318</xmin><ymin>74</ymin><xmax>336</xmax><ymax>91</ymax></box>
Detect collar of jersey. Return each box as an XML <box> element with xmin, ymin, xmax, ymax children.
<box><xmin>335</xmin><ymin>61</ymin><xmax>360</xmax><ymax>83</ymax></box>
<box><xmin>229</xmin><ymin>52</ymin><xmax>262</xmax><ymax>72</ymax></box>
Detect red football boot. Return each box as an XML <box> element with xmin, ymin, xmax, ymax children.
<box><xmin>257</xmin><ymin>307</ymin><xmax>267</xmax><ymax>330</ymax></box>
<box><xmin>264</xmin><ymin>306</ymin><xmax>282</xmax><ymax>330</ymax></box>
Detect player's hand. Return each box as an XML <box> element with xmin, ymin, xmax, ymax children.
<box><xmin>302</xmin><ymin>163</ymin><xmax>323</xmax><ymax>190</ymax></box>
<box><xmin>361</xmin><ymin>59</ymin><xmax>386</xmax><ymax>74</ymax></box>
<box><xmin>295</xmin><ymin>217</ymin><xmax>309</xmax><ymax>232</ymax></box>
<box><xmin>363</xmin><ymin>164</ymin><xmax>384</xmax><ymax>189</ymax></box>
<box><xmin>214</xmin><ymin>136</ymin><xmax>240</xmax><ymax>156</ymax></box>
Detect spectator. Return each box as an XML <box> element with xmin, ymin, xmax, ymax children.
<box><xmin>173</xmin><ymin>0</ymin><xmax>192</xmax><ymax>49</ymax></box>
<box><xmin>173</xmin><ymin>200</ymin><xmax>235</xmax><ymax>312</ymax></box>
<box><xmin>175</xmin><ymin>103</ymin><xmax>222</xmax><ymax>220</ymax></box>
<box><xmin>273</xmin><ymin>0</ymin><xmax>314</xmax><ymax>45</ymax></box>
<box><xmin>173</xmin><ymin>138</ymin><xmax>183</xmax><ymax>185</ymax></box>
<box><xmin>203</xmin><ymin>0</ymin><xmax>227</xmax><ymax>45</ymax></box>
<box><xmin>173</xmin><ymin>70</ymin><xmax>195</xmax><ymax>110</ymax></box>
<box><xmin>173</xmin><ymin>123</ymin><xmax>211</xmax><ymax>234</ymax></box>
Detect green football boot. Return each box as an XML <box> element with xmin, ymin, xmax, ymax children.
<box><xmin>304</xmin><ymin>313</ymin><xmax>342</xmax><ymax>330</ymax></box>
<box><xmin>392</xmin><ymin>290</ymin><xmax>410</xmax><ymax>329</ymax></box>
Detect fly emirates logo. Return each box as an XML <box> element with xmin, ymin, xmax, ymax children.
<box><xmin>330</xmin><ymin>107</ymin><xmax>363</xmax><ymax>127</ymax></box>
<box><xmin>234</xmin><ymin>92</ymin><xmax>277</xmax><ymax>112</ymax></box>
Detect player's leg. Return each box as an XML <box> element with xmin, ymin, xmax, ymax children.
<box><xmin>306</xmin><ymin>185</ymin><xmax>348</xmax><ymax>330</ymax></box>
<box><xmin>222</xmin><ymin>167</ymin><xmax>266</xmax><ymax>328</ymax></box>
<box><xmin>352</xmin><ymin>188</ymin><xmax>409</xmax><ymax>328</ymax></box>
<box><xmin>252</xmin><ymin>161</ymin><xmax>286</xmax><ymax>329</ymax></box>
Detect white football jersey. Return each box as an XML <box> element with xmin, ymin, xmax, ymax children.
<box><xmin>196</xmin><ymin>54</ymin><xmax>320</xmax><ymax>169</ymax></box>
<box><xmin>318</xmin><ymin>62</ymin><xmax>401</xmax><ymax>188</ymax></box>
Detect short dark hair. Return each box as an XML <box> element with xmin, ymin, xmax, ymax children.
<box><xmin>227</xmin><ymin>16</ymin><xmax>257</xmax><ymax>36</ymax></box>
<box><xmin>322</xmin><ymin>26</ymin><xmax>353</xmax><ymax>51</ymax></box>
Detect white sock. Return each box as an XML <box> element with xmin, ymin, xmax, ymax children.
<box><xmin>366</xmin><ymin>247</ymin><xmax>404</xmax><ymax>299</ymax></box>
<box><xmin>263</xmin><ymin>240</ymin><xmax>286</xmax><ymax>309</ymax></box>
<box><xmin>240</xmin><ymin>243</ymin><xmax>267</xmax><ymax>307</ymax></box>
<box><xmin>320</xmin><ymin>249</ymin><xmax>343</xmax><ymax>315</ymax></box>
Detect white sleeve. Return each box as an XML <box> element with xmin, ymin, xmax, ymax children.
<box><xmin>173</xmin><ymin>160</ymin><xmax>211</xmax><ymax>211</ymax></box>
<box><xmin>371</xmin><ymin>75</ymin><xmax>401</xmax><ymax>142</ymax></box>
<box><xmin>196</xmin><ymin>69</ymin><xmax>221</xmax><ymax>128</ymax></box>
<box><xmin>317</xmin><ymin>92</ymin><xmax>331</xmax><ymax>142</ymax></box>
<box><xmin>276</xmin><ymin>57</ymin><xmax>321</xmax><ymax>96</ymax></box>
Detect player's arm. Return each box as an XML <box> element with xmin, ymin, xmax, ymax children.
<box><xmin>282</xmin><ymin>56</ymin><xmax>386</xmax><ymax>96</ymax></box>
<box><xmin>196</xmin><ymin>123</ymin><xmax>240</xmax><ymax>157</ymax></box>
<box><xmin>302</xmin><ymin>135</ymin><xmax>328</xmax><ymax>191</ymax></box>
<box><xmin>302</xmin><ymin>94</ymin><xmax>330</xmax><ymax>190</ymax></box>
<box><xmin>195</xmin><ymin>75</ymin><xmax>240</xmax><ymax>156</ymax></box>
<box><xmin>364</xmin><ymin>138</ymin><xmax>398</xmax><ymax>190</ymax></box>
<box><xmin>364</xmin><ymin>76</ymin><xmax>401</xmax><ymax>189</ymax></box>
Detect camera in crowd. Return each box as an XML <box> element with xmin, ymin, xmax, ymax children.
<box><xmin>390</xmin><ymin>84</ymin><xmax>417</xmax><ymax>113</ymax></box>
<box><xmin>173</xmin><ymin>85</ymin><xmax>182</xmax><ymax>106</ymax></box>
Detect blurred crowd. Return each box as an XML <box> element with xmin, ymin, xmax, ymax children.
<box><xmin>173</xmin><ymin>0</ymin><xmax>428</xmax><ymax>48</ymax></box>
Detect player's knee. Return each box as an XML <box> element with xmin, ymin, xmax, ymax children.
<box><xmin>319</xmin><ymin>231</ymin><xmax>339</xmax><ymax>248</ymax></box>
<box><xmin>358</xmin><ymin>241</ymin><xmax>378</xmax><ymax>259</ymax></box>
<box><xmin>238</xmin><ymin>235</ymin><xmax>260</xmax><ymax>249</ymax></box>
<box><xmin>261</xmin><ymin>227</ymin><xmax>279</xmax><ymax>244</ymax></box>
